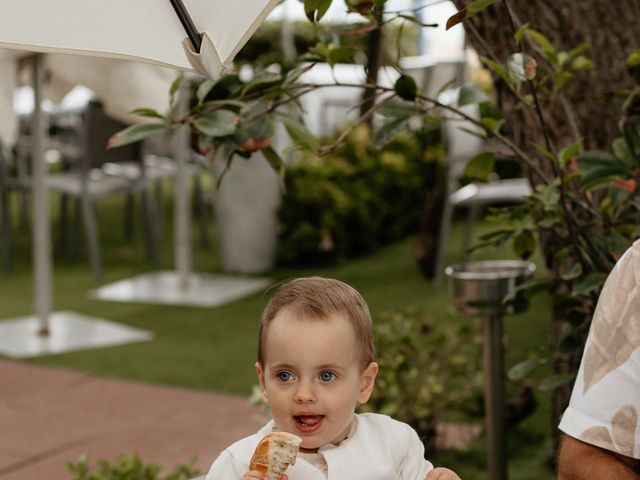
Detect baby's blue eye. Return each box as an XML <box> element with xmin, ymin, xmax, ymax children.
<box><xmin>277</xmin><ymin>371</ymin><xmax>294</xmax><ymax>382</ymax></box>
<box><xmin>319</xmin><ymin>371</ymin><xmax>337</xmax><ymax>382</ymax></box>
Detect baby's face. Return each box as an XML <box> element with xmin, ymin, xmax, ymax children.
<box><xmin>256</xmin><ymin>310</ymin><xmax>377</xmax><ymax>450</ymax></box>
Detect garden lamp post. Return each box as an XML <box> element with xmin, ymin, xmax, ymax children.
<box><xmin>445</xmin><ymin>260</ymin><xmax>536</xmax><ymax>480</ymax></box>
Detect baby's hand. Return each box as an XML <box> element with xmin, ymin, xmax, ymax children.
<box><xmin>426</xmin><ymin>467</ymin><xmax>461</xmax><ymax>480</ymax></box>
<box><xmin>241</xmin><ymin>472</ymin><xmax>288</xmax><ymax>480</ymax></box>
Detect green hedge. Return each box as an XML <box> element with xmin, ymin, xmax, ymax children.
<box><xmin>235</xmin><ymin>20</ymin><xmax>419</xmax><ymax>67</ymax></box>
<box><xmin>276</xmin><ymin>123</ymin><xmax>444</xmax><ymax>265</ymax></box>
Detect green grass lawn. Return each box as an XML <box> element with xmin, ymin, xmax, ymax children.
<box><xmin>0</xmin><ymin>189</ymin><xmax>555</xmax><ymax>479</ymax></box>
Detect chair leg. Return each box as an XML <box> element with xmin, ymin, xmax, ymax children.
<box><xmin>461</xmin><ymin>205</ymin><xmax>478</xmax><ymax>262</ymax></box>
<box><xmin>192</xmin><ymin>174</ymin><xmax>210</xmax><ymax>250</ymax></box>
<box><xmin>80</xmin><ymin>196</ymin><xmax>102</xmax><ymax>282</ymax></box>
<box><xmin>58</xmin><ymin>193</ymin><xmax>69</xmax><ymax>255</ymax></box>
<box><xmin>0</xmin><ymin>154</ymin><xmax>12</xmax><ymax>272</ymax></box>
<box><xmin>433</xmin><ymin>197</ymin><xmax>454</xmax><ymax>288</ymax></box>
<box><xmin>141</xmin><ymin>189</ymin><xmax>161</xmax><ymax>268</ymax></box>
<box><xmin>71</xmin><ymin>198</ymin><xmax>83</xmax><ymax>259</ymax></box>
<box><xmin>123</xmin><ymin>192</ymin><xmax>135</xmax><ymax>241</ymax></box>
<box><xmin>154</xmin><ymin>179</ymin><xmax>165</xmax><ymax>233</ymax></box>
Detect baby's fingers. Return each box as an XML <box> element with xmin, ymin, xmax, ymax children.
<box><xmin>242</xmin><ymin>470</ymin><xmax>266</xmax><ymax>480</ymax></box>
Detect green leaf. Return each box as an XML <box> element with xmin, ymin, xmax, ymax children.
<box><xmin>169</xmin><ymin>74</ymin><xmax>183</xmax><ymax>106</ymax></box>
<box><xmin>627</xmin><ymin>49</ymin><xmax>640</xmax><ymax>67</ymax></box>
<box><xmin>479</xmin><ymin>56</ymin><xmax>513</xmax><ymax>87</ymax></box>
<box><xmin>262</xmin><ymin>145</ymin><xmax>285</xmax><ymax>191</ymax></box>
<box><xmin>194</xmin><ymin>110</ymin><xmax>238</xmax><ymax>137</ymax></box>
<box><xmin>457</xmin><ymin>83</ymin><xmax>489</xmax><ymax>106</ymax></box>
<box><xmin>196</xmin><ymin>79</ymin><xmax>216</xmax><ymax>105</ymax></box>
<box><xmin>512</xmin><ymin>229</ymin><xmax>536</xmax><ymax>259</ymax></box>
<box><xmin>129</xmin><ymin>108</ymin><xmax>164</xmax><ymax>120</ymax></box>
<box><xmin>539</xmin><ymin>373</ymin><xmax>575</xmax><ymax>392</ymax></box>
<box><xmin>467</xmin><ymin>0</ymin><xmax>495</xmax><ymax>16</ymax></box>
<box><xmin>245</xmin><ymin>116</ymin><xmax>275</xmax><ymax>141</ymax></box>
<box><xmin>559</xmin><ymin>141</ymin><xmax>582</xmax><ymax>167</ymax></box>
<box><xmin>578</xmin><ymin>150</ymin><xmax>628</xmax><ymax>190</ymax></box>
<box><xmin>570</xmin><ymin>55</ymin><xmax>594</xmax><ymax>70</ymax></box>
<box><xmin>280</xmin><ymin>115</ymin><xmax>319</xmax><ymax>151</ymax></box>
<box><xmin>241</xmin><ymin>72</ymin><xmax>283</xmax><ymax>96</ymax></box>
<box><xmin>372</xmin><ymin>117</ymin><xmax>411</xmax><ymax>148</ymax></box>
<box><xmin>394</xmin><ymin>74</ymin><xmax>417</xmax><ymax>101</ymax></box>
<box><xmin>480</xmin><ymin>117</ymin><xmax>504</xmax><ymax>133</ymax></box>
<box><xmin>522</xmin><ymin>28</ymin><xmax>558</xmax><ymax>65</ymax></box>
<box><xmin>304</xmin><ymin>0</ymin><xmax>332</xmax><ymax>22</ymax></box>
<box><xmin>380</xmin><ymin>98</ymin><xmax>417</xmax><ymax>118</ymax></box>
<box><xmin>446</xmin><ymin>0</ymin><xmax>494</xmax><ymax>29</ymax></box>
<box><xmin>560</xmin><ymin>263</ymin><xmax>582</xmax><ymax>281</ymax></box>
<box><xmin>463</xmin><ymin>151</ymin><xmax>495</xmax><ymax>180</ymax></box>
<box><xmin>508</xmin><ymin>357</ymin><xmax>545</xmax><ymax>380</ymax></box>
<box><xmin>107</xmin><ymin>123</ymin><xmax>167</xmax><ymax>148</ymax></box>
<box><xmin>553</xmin><ymin>71</ymin><xmax>573</xmax><ymax>93</ymax></box>
<box><xmin>612</xmin><ymin>137</ymin><xmax>636</xmax><ymax>167</ymax></box>
<box><xmin>513</xmin><ymin>23</ymin><xmax>530</xmax><ymax>45</ymax></box>
<box><xmin>572</xmin><ymin>272</ymin><xmax>608</xmax><ymax>296</ymax></box>
<box><xmin>328</xmin><ymin>46</ymin><xmax>356</xmax><ymax>66</ymax></box>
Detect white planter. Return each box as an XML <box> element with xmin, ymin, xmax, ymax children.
<box><xmin>213</xmin><ymin>151</ymin><xmax>281</xmax><ymax>274</ymax></box>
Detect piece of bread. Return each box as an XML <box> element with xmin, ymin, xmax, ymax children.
<box><xmin>250</xmin><ymin>432</ymin><xmax>302</xmax><ymax>480</ymax></box>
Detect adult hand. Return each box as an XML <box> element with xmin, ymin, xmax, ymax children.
<box><xmin>426</xmin><ymin>467</ymin><xmax>462</xmax><ymax>479</ymax></box>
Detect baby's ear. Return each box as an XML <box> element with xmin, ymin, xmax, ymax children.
<box><xmin>255</xmin><ymin>362</ymin><xmax>269</xmax><ymax>404</ymax></box>
<box><xmin>357</xmin><ymin>362</ymin><xmax>379</xmax><ymax>404</ymax></box>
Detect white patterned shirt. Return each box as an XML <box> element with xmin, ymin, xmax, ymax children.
<box><xmin>559</xmin><ymin>239</ymin><xmax>640</xmax><ymax>459</ymax></box>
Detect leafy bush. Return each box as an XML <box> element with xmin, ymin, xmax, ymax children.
<box><xmin>360</xmin><ymin>309</ymin><xmax>484</xmax><ymax>451</ymax></box>
<box><xmin>276</xmin><ymin>124</ymin><xmax>443</xmax><ymax>265</ymax></box>
<box><xmin>235</xmin><ymin>20</ymin><xmax>419</xmax><ymax>68</ymax></box>
<box><xmin>66</xmin><ymin>453</ymin><xmax>198</xmax><ymax>480</ymax></box>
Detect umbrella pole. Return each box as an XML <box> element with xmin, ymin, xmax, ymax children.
<box><xmin>169</xmin><ymin>0</ymin><xmax>202</xmax><ymax>53</ymax></box>
<box><xmin>174</xmin><ymin>79</ymin><xmax>192</xmax><ymax>290</ymax></box>
<box><xmin>31</xmin><ymin>54</ymin><xmax>52</xmax><ymax>336</ymax></box>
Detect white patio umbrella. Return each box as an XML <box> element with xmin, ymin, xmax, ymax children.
<box><xmin>0</xmin><ymin>0</ymin><xmax>278</xmax><ymax>357</ymax></box>
<box><xmin>0</xmin><ymin>0</ymin><xmax>279</xmax><ymax>80</ymax></box>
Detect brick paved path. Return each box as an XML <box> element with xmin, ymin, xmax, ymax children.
<box><xmin>0</xmin><ymin>359</ymin><xmax>263</xmax><ymax>480</ymax></box>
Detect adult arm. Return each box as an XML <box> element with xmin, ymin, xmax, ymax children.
<box><xmin>557</xmin><ymin>435</ymin><xmax>639</xmax><ymax>480</ymax></box>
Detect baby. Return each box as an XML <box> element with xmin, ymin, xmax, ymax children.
<box><xmin>205</xmin><ymin>276</ymin><xmax>461</xmax><ymax>480</ymax></box>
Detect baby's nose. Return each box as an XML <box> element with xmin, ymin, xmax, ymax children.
<box><xmin>294</xmin><ymin>381</ymin><xmax>316</xmax><ymax>403</ymax></box>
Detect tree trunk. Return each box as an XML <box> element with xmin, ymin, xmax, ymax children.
<box><xmin>455</xmin><ymin>0</ymin><xmax>640</xmax><ymax>152</ymax></box>
<box><xmin>453</xmin><ymin>0</ymin><xmax>640</xmax><ymax>462</ymax></box>
<box><xmin>361</xmin><ymin>14</ymin><xmax>384</xmax><ymax>120</ymax></box>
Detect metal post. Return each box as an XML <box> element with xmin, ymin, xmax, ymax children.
<box><xmin>31</xmin><ymin>54</ymin><xmax>52</xmax><ymax>336</ymax></box>
<box><xmin>174</xmin><ymin>79</ymin><xmax>192</xmax><ymax>290</ymax></box>
<box><xmin>168</xmin><ymin>0</ymin><xmax>202</xmax><ymax>52</ymax></box>
<box><xmin>483</xmin><ymin>311</ymin><xmax>507</xmax><ymax>480</ymax></box>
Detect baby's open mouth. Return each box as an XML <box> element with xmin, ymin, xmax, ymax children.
<box><xmin>294</xmin><ymin>415</ymin><xmax>324</xmax><ymax>432</ymax></box>
<box><xmin>295</xmin><ymin>415</ymin><xmax>323</xmax><ymax>425</ymax></box>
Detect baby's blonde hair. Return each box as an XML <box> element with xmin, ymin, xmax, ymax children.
<box><xmin>258</xmin><ymin>277</ymin><xmax>376</xmax><ymax>370</ymax></box>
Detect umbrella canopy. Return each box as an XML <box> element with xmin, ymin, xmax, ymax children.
<box><xmin>0</xmin><ymin>0</ymin><xmax>279</xmax><ymax>80</ymax></box>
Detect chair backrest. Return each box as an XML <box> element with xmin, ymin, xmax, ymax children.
<box><xmin>82</xmin><ymin>100</ymin><xmax>141</xmax><ymax>169</ymax></box>
<box><xmin>400</xmin><ymin>53</ymin><xmax>468</xmax><ymax>99</ymax></box>
<box><xmin>439</xmin><ymin>88</ymin><xmax>486</xmax><ymax>183</ymax></box>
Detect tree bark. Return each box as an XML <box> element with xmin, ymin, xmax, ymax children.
<box><xmin>455</xmin><ymin>0</ymin><xmax>640</xmax><ymax>153</ymax></box>
<box><xmin>452</xmin><ymin>0</ymin><xmax>640</xmax><ymax>462</ymax></box>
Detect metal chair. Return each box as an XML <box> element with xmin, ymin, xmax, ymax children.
<box><xmin>0</xmin><ymin>101</ymin><xmax>160</xmax><ymax>282</ymax></box>
<box><xmin>433</xmin><ymin>91</ymin><xmax>533</xmax><ymax>287</ymax></box>
<box><xmin>34</xmin><ymin>100</ymin><xmax>162</xmax><ymax>282</ymax></box>
<box><xmin>399</xmin><ymin>52</ymin><xmax>468</xmax><ymax>99</ymax></box>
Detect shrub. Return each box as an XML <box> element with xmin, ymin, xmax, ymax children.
<box><xmin>276</xmin><ymin>124</ymin><xmax>444</xmax><ymax>265</ymax></box>
<box><xmin>66</xmin><ymin>453</ymin><xmax>198</xmax><ymax>480</ymax></box>
<box><xmin>360</xmin><ymin>309</ymin><xmax>484</xmax><ymax>451</ymax></box>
